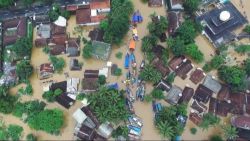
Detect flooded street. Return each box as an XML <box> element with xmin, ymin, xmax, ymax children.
<box><xmin>1</xmin><ymin>0</ymin><xmax>250</xmax><ymax>140</ymax></box>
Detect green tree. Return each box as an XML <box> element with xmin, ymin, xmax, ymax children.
<box><xmin>28</xmin><ymin>109</ymin><xmax>64</xmax><ymax>134</ymax></box>
<box><xmin>243</xmin><ymin>25</ymin><xmax>250</xmax><ymax>34</ymax></box>
<box><xmin>16</xmin><ymin>60</ymin><xmax>33</xmax><ymax>82</ymax></box>
<box><xmin>115</xmin><ymin>52</ymin><xmax>123</xmax><ymax>59</ymax></box>
<box><xmin>245</xmin><ymin>58</ymin><xmax>250</xmax><ymax>76</ymax></box>
<box><xmin>0</xmin><ymin>0</ymin><xmax>14</xmax><ymax>8</ymax></box>
<box><xmin>151</xmin><ymin>88</ymin><xmax>164</xmax><ymax>100</ymax></box>
<box><xmin>144</xmin><ymin>95</ymin><xmax>153</xmax><ymax>103</ymax></box>
<box><xmin>203</xmin><ymin>63</ymin><xmax>212</xmax><ymax>72</ymax></box>
<box><xmin>190</xmin><ymin>127</ymin><xmax>197</xmax><ymax>135</ymax></box>
<box><xmin>7</xmin><ymin>124</ymin><xmax>23</xmax><ymax>141</ymax></box>
<box><xmin>25</xmin><ymin>83</ymin><xmax>33</xmax><ymax>95</ymax></box>
<box><xmin>140</xmin><ymin>65</ymin><xmax>162</xmax><ymax>84</ymax></box>
<box><xmin>162</xmin><ymin>48</ymin><xmax>169</xmax><ymax>66</ymax></box>
<box><xmin>156</xmin><ymin>121</ymin><xmax>174</xmax><ymax>139</ymax></box>
<box><xmin>209</xmin><ymin>135</ymin><xmax>223</xmax><ymax>141</ymax></box>
<box><xmin>42</xmin><ymin>89</ymin><xmax>62</xmax><ymax>102</ymax></box>
<box><xmin>26</xmin><ymin>133</ymin><xmax>37</xmax><ymax>141</ymax></box>
<box><xmin>87</xmin><ymin>87</ymin><xmax>129</xmax><ymax>123</ymax></box>
<box><xmin>199</xmin><ymin>113</ymin><xmax>220</xmax><ymax>130</ymax></box>
<box><xmin>114</xmin><ymin>68</ymin><xmax>122</xmax><ymax>76</ymax></box>
<box><xmin>0</xmin><ymin>94</ymin><xmax>17</xmax><ymax>114</ymax></box>
<box><xmin>221</xmin><ymin>125</ymin><xmax>238</xmax><ymax>140</ymax></box>
<box><xmin>141</xmin><ymin>35</ymin><xmax>158</xmax><ymax>52</ymax></box>
<box><xmin>112</xmin><ymin>125</ymin><xmax>129</xmax><ymax>138</ymax></box>
<box><xmin>210</xmin><ymin>55</ymin><xmax>224</xmax><ymax>69</ymax></box>
<box><xmin>0</xmin><ymin>86</ymin><xmax>8</xmax><ymax>97</ymax></box>
<box><xmin>235</xmin><ymin>45</ymin><xmax>250</xmax><ymax>54</ymax></box>
<box><xmin>100</xmin><ymin>20</ymin><xmax>109</xmax><ymax>31</ymax></box>
<box><xmin>167</xmin><ymin>37</ymin><xmax>186</xmax><ymax>56</ymax></box>
<box><xmin>22</xmin><ymin>0</ymin><xmax>33</xmax><ymax>7</ymax></box>
<box><xmin>176</xmin><ymin>20</ymin><xmax>198</xmax><ymax>44</ymax></box>
<box><xmin>12</xmin><ymin>37</ymin><xmax>32</xmax><ymax>58</ymax></box>
<box><xmin>82</xmin><ymin>42</ymin><xmax>93</xmax><ymax>59</ymax></box>
<box><xmin>49</xmin><ymin>56</ymin><xmax>65</xmax><ymax>73</ymax></box>
<box><xmin>165</xmin><ymin>72</ymin><xmax>176</xmax><ymax>84</ymax></box>
<box><xmin>183</xmin><ymin>0</ymin><xmax>200</xmax><ymax>14</ymax></box>
<box><xmin>185</xmin><ymin>43</ymin><xmax>204</xmax><ymax>63</ymax></box>
<box><xmin>98</xmin><ymin>75</ymin><xmax>106</xmax><ymax>85</ymax></box>
<box><xmin>148</xmin><ymin>15</ymin><xmax>168</xmax><ymax>38</ymax></box>
<box><xmin>218</xmin><ymin>65</ymin><xmax>246</xmax><ymax>91</ymax></box>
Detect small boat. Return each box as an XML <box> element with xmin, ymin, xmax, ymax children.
<box><xmin>139</xmin><ymin>60</ymin><xmax>145</xmax><ymax>71</ymax></box>
<box><xmin>130</xmin><ymin>53</ymin><xmax>136</xmax><ymax>63</ymax></box>
<box><xmin>124</xmin><ymin>53</ymin><xmax>130</xmax><ymax>69</ymax></box>
<box><xmin>129</xmin><ymin>39</ymin><xmax>136</xmax><ymax>51</ymax></box>
<box><xmin>132</xmin><ymin>10</ymin><xmax>143</xmax><ymax>24</ymax></box>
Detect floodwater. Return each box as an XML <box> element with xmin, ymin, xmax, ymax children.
<box><xmin>2</xmin><ymin>0</ymin><xmax>250</xmax><ymax>140</ymax></box>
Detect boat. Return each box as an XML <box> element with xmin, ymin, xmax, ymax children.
<box><xmin>124</xmin><ymin>53</ymin><xmax>130</xmax><ymax>69</ymax></box>
<box><xmin>130</xmin><ymin>53</ymin><xmax>136</xmax><ymax>63</ymax></box>
<box><xmin>132</xmin><ymin>10</ymin><xmax>143</xmax><ymax>24</ymax></box>
<box><xmin>129</xmin><ymin>39</ymin><xmax>136</xmax><ymax>51</ymax></box>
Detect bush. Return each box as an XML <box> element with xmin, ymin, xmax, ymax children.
<box><xmin>165</xmin><ymin>72</ymin><xmax>175</xmax><ymax>84</ymax></box>
<box><xmin>190</xmin><ymin>127</ymin><xmax>197</xmax><ymax>135</ymax></box>
<box><xmin>185</xmin><ymin>43</ymin><xmax>204</xmax><ymax>63</ymax></box>
<box><xmin>199</xmin><ymin>113</ymin><xmax>220</xmax><ymax>130</ymax></box>
<box><xmin>42</xmin><ymin>46</ymin><xmax>50</xmax><ymax>54</ymax></box>
<box><xmin>76</xmin><ymin>93</ymin><xmax>86</xmax><ymax>101</ymax></box>
<box><xmin>114</xmin><ymin>68</ymin><xmax>122</xmax><ymax>76</ymax></box>
<box><xmin>42</xmin><ymin>89</ymin><xmax>62</xmax><ymax>102</ymax></box>
<box><xmin>16</xmin><ymin>60</ymin><xmax>33</xmax><ymax>82</ymax></box>
<box><xmin>26</xmin><ymin>133</ymin><xmax>37</xmax><ymax>141</ymax></box>
<box><xmin>209</xmin><ymin>135</ymin><xmax>223</xmax><ymax>141</ymax></box>
<box><xmin>235</xmin><ymin>45</ymin><xmax>250</xmax><ymax>54</ymax></box>
<box><xmin>140</xmin><ymin>65</ymin><xmax>162</xmax><ymax>84</ymax></box>
<box><xmin>49</xmin><ymin>56</ymin><xmax>65</xmax><ymax>73</ymax></box>
<box><xmin>144</xmin><ymin>95</ymin><xmax>153</xmax><ymax>103</ymax></box>
<box><xmin>98</xmin><ymin>75</ymin><xmax>106</xmax><ymax>85</ymax></box>
<box><xmin>112</xmin><ymin>126</ymin><xmax>129</xmax><ymax>138</ymax></box>
<box><xmin>82</xmin><ymin>42</ymin><xmax>93</xmax><ymax>59</ymax></box>
<box><xmin>115</xmin><ymin>52</ymin><xmax>123</xmax><ymax>59</ymax></box>
<box><xmin>203</xmin><ymin>63</ymin><xmax>212</xmax><ymax>72</ymax></box>
<box><xmin>151</xmin><ymin>88</ymin><xmax>164</xmax><ymax>100</ymax></box>
<box><xmin>7</xmin><ymin>124</ymin><xmax>23</xmax><ymax>141</ymax></box>
<box><xmin>243</xmin><ymin>25</ymin><xmax>250</xmax><ymax>34</ymax></box>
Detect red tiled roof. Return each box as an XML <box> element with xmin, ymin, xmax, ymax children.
<box><xmin>178</xmin><ymin>87</ymin><xmax>194</xmax><ymax>104</ymax></box>
<box><xmin>51</xmin><ymin>24</ymin><xmax>66</xmax><ymax>35</ymax></box>
<box><xmin>2</xmin><ymin>17</ymin><xmax>27</xmax><ymax>46</ymax></box>
<box><xmin>176</xmin><ymin>60</ymin><xmax>193</xmax><ymax>80</ymax></box>
<box><xmin>152</xmin><ymin>57</ymin><xmax>170</xmax><ymax>77</ymax></box>
<box><xmin>189</xmin><ymin>113</ymin><xmax>202</xmax><ymax>126</ymax></box>
<box><xmin>40</xmin><ymin>63</ymin><xmax>54</xmax><ymax>73</ymax></box>
<box><xmin>52</xmin><ymin>34</ymin><xmax>67</xmax><ymax>45</ymax></box>
<box><xmin>90</xmin><ymin>15</ymin><xmax>106</xmax><ymax>23</ymax></box>
<box><xmin>49</xmin><ymin>45</ymin><xmax>66</xmax><ymax>55</ymax></box>
<box><xmin>76</xmin><ymin>7</ymin><xmax>91</xmax><ymax>25</ymax></box>
<box><xmin>190</xmin><ymin>68</ymin><xmax>205</xmax><ymax>84</ymax></box>
<box><xmin>67</xmin><ymin>38</ymin><xmax>80</xmax><ymax>48</ymax></box>
<box><xmin>90</xmin><ymin>0</ymin><xmax>110</xmax><ymax>9</ymax></box>
<box><xmin>229</xmin><ymin>92</ymin><xmax>246</xmax><ymax>115</ymax></box>
<box><xmin>231</xmin><ymin>116</ymin><xmax>250</xmax><ymax>130</ymax></box>
<box><xmin>66</xmin><ymin>5</ymin><xmax>78</xmax><ymax>11</ymax></box>
<box><xmin>193</xmin><ymin>84</ymin><xmax>213</xmax><ymax>104</ymax></box>
<box><xmin>217</xmin><ymin>85</ymin><xmax>230</xmax><ymax>101</ymax></box>
<box><xmin>169</xmin><ymin>56</ymin><xmax>185</xmax><ymax>71</ymax></box>
<box><xmin>148</xmin><ymin>0</ymin><xmax>163</xmax><ymax>7</ymax></box>
<box><xmin>35</xmin><ymin>38</ymin><xmax>48</xmax><ymax>47</ymax></box>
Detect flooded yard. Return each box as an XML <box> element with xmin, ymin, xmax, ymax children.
<box><xmin>2</xmin><ymin>0</ymin><xmax>250</xmax><ymax>140</ymax></box>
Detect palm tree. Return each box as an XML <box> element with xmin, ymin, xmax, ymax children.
<box><xmin>221</xmin><ymin>125</ymin><xmax>238</xmax><ymax>140</ymax></box>
<box><xmin>156</xmin><ymin>121</ymin><xmax>174</xmax><ymax>139</ymax></box>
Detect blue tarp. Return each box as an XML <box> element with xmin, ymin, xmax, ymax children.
<box><xmin>130</xmin><ymin>53</ymin><xmax>136</xmax><ymax>63</ymax></box>
<box><xmin>124</xmin><ymin>53</ymin><xmax>130</xmax><ymax>69</ymax></box>
<box><xmin>132</xmin><ymin>11</ymin><xmax>143</xmax><ymax>23</ymax></box>
<box><xmin>107</xmin><ymin>83</ymin><xmax>119</xmax><ymax>90</ymax></box>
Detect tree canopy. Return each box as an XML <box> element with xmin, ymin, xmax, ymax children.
<box><xmin>28</xmin><ymin>109</ymin><xmax>64</xmax><ymax>134</ymax></box>
<box><xmin>147</xmin><ymin>15</ymin><xmax>168</xmax><ymax>38</ymax></box>
<box><xmin>185</xmin><ymin>43</ymin><xmax>204</xmax><ymax>63</ymax></box>
<box><xmin>7</xmin><ymin>124</ymin><xmax>23</xmax><ymax>141</ymax></box>
<box><xmin>176</xmin><ymin>20</ymin><xmax>199</xmax><ymax>44</ymax></box>
<box><xmin>199</xmin><ymin>113</ymin><xmax>220</xmax><ymax>130</ymax></box>
<box><xmin>167</xmin><ymin>37</ymin><xmax>186</xmax><ymax>56</ymax></box>
<box><xmin>48</xmin><ymin>4</ymin><xmax>70</xmax><ymax>21</ymax></box>
<box><xmin>42</xmin><ymin>89</ymin><xmax>62</xmax><ymax>102</ymax></box>
<box><xmin>244</xmin><ymin>58</ymin><xmax>250</xmax><ymax>76</ymax></box>
<box><xmin>102</xmin><ymin>0</ymin><xmax>134</xmax><ymax>45</ymax></box>
<box><xmin>183</xmin><ymin>0</ymin><xmax>200</xmax><ymax>14</ymax></box>
<box><xmin>218</xmin><ymin>65</ymin><xmax>246</xmax><ymax>91</ymax></box>
<box><xmin>12</xmin><ymin>37</ymin><xmax>32</xmax><ymax>59</ymax></box>
<box><xmin>49</xmin><ymin>56</ymin><xmax>65</xmax><ymax>73</ymax></box>
<box><xmin>87</xmin><ymin>87</ymin><xmax>129</xmax><ymax>123</ymax></box>
<box><xmin>221</xmin><ymin>125</ymin><xmax>238</xmax><ymax>140</ymax></box>
<box><xmin>0</xmin><ymin>0</ymin><xmax>13</xmax><ymax>8</ymax></box>
<box><xmin>151</xmin><ymin>88</ymin><xmax>164</xmax><ymax>100</ymax></box>
<box><xmin>82</xmin><ymin>42</ymin><xmax>93</xmax><ymax>59</ymax></box>
<box><xmin>141</xmin><ymin>35</ymin><xmax>158</xmax><ymax>52</ymax></box>
<box><xmin>16</xmin><ymin>60</ymin><xmax>33</xmax><ymax>82</ymax></box>
<box><xmin>209</xmin><ymin>135</ymin><xmax>223</xmax><ymax>141</ymax></box>
<box><xmin>235</xmin><ymin>45</ymin><xmax>250</xmax><ymax>54</ymax></box>
<box><xmin>243</xmin><ymin>25</ymin><xmax>250</xmax><ymax>34</ymax></box>
<box><xmin>140</xmin><ymin>65</ymin><xmax>162</xmax><ymax>84</ymax></box>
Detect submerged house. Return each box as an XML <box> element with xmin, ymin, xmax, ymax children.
<box><xmin>189</xmin><ymin>113</ymin><xmax>202</xmax><ymax>126</ymax></box>
<box><xmin>169</xmin><ymin>56</ymin><xmax>186</xmax><ymax>71</ymax></box>
<box><xmin>203</xmin><ymin>75</ymin><xmax>222</xmax><ymax>94</ymax></box>
<box><xmin>35</xmin><ymin>24</ymin><xmax>51</xmax><ymax>47</ymax></box>
<box><xmin>193</xmin><ymin>84</ymin><xmax>213</xmax><ymax>104</ymax></box>
<box><xmin>2</xmin><ymin>17</ymin><xmax>27</xmax><ymax>46</ymax></box>
<box><xmin>76</xmin><ymin>0</ymin><xmax>110</xmax><ymax>26</ymax></box>
<box><xmin>231</xmin><ymin>116</ymin><xmax>250</xmax><ymax>130</ymax></box>
<box><xmin>166</xmin><ymin>0</ymin><xmax>184</xmax><ymax>11</ymax></box>
<box><xmin>156</xmin><ymin>80</ymin><xmax>172</xmax><ymax>92</ymax></box>
<box><xmin>190</xmin><ymin>68</ymin><xmax>206</xmax><ymax>84</ymax></box>
<box><xmin>66</xmin><ymin>38</ymin><xmax>80</xmax><ymax>57</ymax></box>
<box><xmin>70</xmin><ymin>58</ymin><xmax>82</xmax><ymax>71</ymax></box>
<box><xmin>91</xmin><ymin>41</ymin><xmax>111</xmax><ymax>61</ymax></box>
<box><xmin>217</xmin><ymin>85</ymin><xmax>230</xmax><ymax>101</ymax></box>
<box><xmin>56</xmin><ymin>93</ymin><xmax>75</xmax><ymax>109</ymax></box>
<box><xmin>196</xmin><ymin>2</ymin><xmax>247</xmax><ymax>47</ymax></box>
<box><xmin>165</xmin><ymin>85</ymin><xmax>182</xmax><ymax>105</ymax></box>
<box><xmin>167</xmin><ymin>11</ymin><xmax>183</xmax><ymax>35</ymax></box>
<box><xmin>229</xmin><ymin>92</ymin><xmax>246</xmax><ymax>115</ymax></box>
<box><xmin>178</xmin><ymin>86</ymin><xmax>194</xmax><ymax>104</ymax></box>
<box><xmin>88</xmin><ymin>28</ymin><xmax>104</xmax><ymax>42</ymax></box>
<box><xmin>39</xmin><ymin>63</ymin><xmax>54</xmax><ymax>80</ymax></box>
<box><xmin>148</xmin><ymin>0</ymin><xmax>163</xmax><ymax>7</ymax></box>
<box><xmin>75</xmin><ymin>124</ymin><xmax>96</xmax><ymax>140</ymax></box>
<box><xmin>152</xmin><ymin>57</ymin><xmax>170</xmax><ymax>78</ymax></box>
<box><xmin>175</xmin><ymin>59</ymin><xmax>193</xmax><ymax>80</ymax></box>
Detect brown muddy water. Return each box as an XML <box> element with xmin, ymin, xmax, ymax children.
<box><xmin>2</xmin><ymin>0</ymin><xmax>250</xmax><ymax>140</ymax></box>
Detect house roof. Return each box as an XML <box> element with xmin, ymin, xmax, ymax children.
<box><xmin>49</xmin><ymin>44</ymin><xmax>66</xmax><ymax>55</ymax></box>
<box><xmin>168</xmin><ymin>0</ymin><xmax>184</xmax><ymax>10</ymax></box>
<box><xmin>35</xmin><ymin>38</ymin><xmax>48</xmax><ymax>47</ymax></box>
<box><xmin>84</xmin><ymin>70</ymin><xmax>99</xmax><ymax>78</ymax></box>
<box><xmin>217</xmin><ymin>85</ymin><xmax>230</xmax><ymax>101</ymax></box>
<box><xmin>148</xmin><ymin>0</ymin><xmax>163</xmax><ymax>7</ymax></box>
<box><xmin>51</xmin><ymin>23</ymin><xmax>66</xmax><ymax>35</ymax></box>
<box><xmin>152</xmin><ymin>45</ymin><xmax>165</xmax><ymax>58</ymax></box>
<box><xmin>208</xmin><ymin>97</ymin><xmax>231</xmax><ymax>117</ymax></box>
<box><xmin>169</xmin><ymin>56</ymin><xmax>185</xmax><ymax>71</ymax></box>
<box><xmin>90</xmin><ymin>0</ymin><xmax>110</xmax><ymax>9</ymax></box>
<box><xmin>54</xmin><ymin>16</ymin><xmax>67</xmax><ymax>27</ymax></box>
<box><xmin>88</xmin><ymin>28</ymin><xmax>104</xmax><ymax>41</ymax></box>
<box><xmin>168</xmin><ymin>11</ymin><xmax>180</xmax><ymax>35</ymax></box>
<box><xmin>191</xmin><ymin>100</ymin><xmax>207</xmax><ymax>114</ymax></box>
<box><xmin>68</xmin><ymin>38</ymin><xmax>80</xmax><ymax>48</ymax></box>
<box><xmin>229</xmin><ymin>92</ymin><xmax>245</xmax><ymax>115</ymax></box>
<box><xmin>82</xmin><ymin>78</ymin><xmax>98</xmax><ymax>92</ymax></box>
<box><xmin>190</xmin><ymin>68</ymin><xmax>206</xmax><ymax>84</ymax></box>
<box><xmin>33</xmin><ymin>14</ymin><xmax>50</xmax><ymax>25</ymax></box>
<box><xmin>237</xmin><ymin>128</ymin><xmax>250</xmax><ymax>141</ymax></box>
<box><xmin>76</xmin><ymin>6</ymin><xmax>91</xmax><ymax>25</ymax></box>
<box><xmin>193</xmin><ymin>84</ymin><xmax>213</xmax><ymax>104</ymax></box>
<box><xmin>77</xmin><ymin>124</ymin><xmax>96</xmax><ymax>140</ymax></box>
<box><xmin>175</xmin><ymin>59</ymin><xmax>193</xmax><ymax>80</ymax></box>
<box><xmin>203</xmin><ymin>75</ymin><xmax>222</xmax><ymax>94</ymax></box>
<box><xmin>66</xmin><ymin>5</ymin><xmax>78</xmax><ymax>11</ymax></box>
<box><xmin>156</xmin><ymin>80</ymin><xmax>172</xmax><ymax>92</ymax></box>
<box><xmin>166</xmin><ymin>85</ymin><xmax>182</xmax><ymax>105</ymax></box>
<box><xmin>67</xmin><ymin>47</ymin><xmax>79</xmax><ymax>57</ymax></box>
<box><xmin>91</xmin><ymin>40</ymin><xmax>111</xmax><ymax>61</ymax></box>
<box><xmin>97</xmin><ymin>122</ymin><xmax>113</xmax><ymax>138</ymax></box>
<box><xmin>70</xmin><ymin>59</ymin><xmax>82</xmax><ymax>71</ymax></box>
<box><xmin>51</xmin><ymin>34</ymin><xmax>67</xmax><ymax>45</ymax></box>
<box><xmin>178</xmin><ymin>87</ymin><xmax>194</xmax><ymax>104</ymax></box>
<box><xmin>196</xmin><ymin>2</ymin><xmax>247</xmax><ymax>47</ymax></box>
<box><xmin>55</xmin><ymin>93</ymin><xmax>75</xmax><ymax>109</ymax></box>
<box><xmin>189</xmin><ymin>113</ymin><xmax>202</xmax><ymax>126</ymax></box>
<box><xmin>50</xmin><ymin>81</ymin><xmax>67</xmax><ymax>92</ymax></box>
<box><xmin>81</xmin><ymin>106</ymin><xmax>100</xmax><ymax>127</ymax></box>
<box><xmin>2</xmin><ymin>17</ymin><xmax>27</xmax><ymax>46</ymax></box>
<box><xmin>36</xmin><ymin>24</ymin><xmax>51</xmax><ymax>38</ymax></box>
<box><xmin>152</xmin><ymin>57</ymin><xmax>170</xmax><ymax>77</ymax></box>
<box><xmin>40</xmin><ymin>63</ymin><xmax>53</xmax><ymax>73</ymax></box>
<box><xmin>73</xmin><ymin>108</ymin><xmax>87</xmax><ymax>124</ymax></box>
<box><xmin>246</xmin><ymin>95</ymin><xmax>250</xmax><ymax>115</ymax></box>
<box><xmin>231</xmin><ymin>116</ymin><xmax>250</xmax><ymax>130</ymax></box>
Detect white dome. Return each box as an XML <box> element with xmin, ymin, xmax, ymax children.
<box><xmin>220</xmin><ymin>11</ymin><xmax>231</xmax><ymax>21</ymax></box>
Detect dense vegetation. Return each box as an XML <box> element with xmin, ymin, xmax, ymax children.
<box><xmin>26</xmin><ymin>133</ymin><xmax>37</xmax><ymax>141</ymax></box>
<box><xmin>12</xmin><ymin>37</ymin><xmax>32</xmax><ymax>59</ymax></box>
<box><xmin>147</xmin><ymin>14</ymin><xmax>168</xmax><ymax>38</ymax></box>
<box><xmin>151</xmin><ymin>88</ymin><xmax>164</xmax><ymax>100</ymax></box>
<box><xmin>49</xmin><ymin>56</ymin><xmax>65</xmax><ymax>73</ymax></box>
<box><xmin>87</xmin><ymin>87</ymin><xmax>129</xmax><ymax>123</ymax></box>
<box><xmin>28</xmin><ymin>109</ymin><xmax>64</xmax><ymax>134</ymax></box>
<box><xmin>48</xmin><ymin>4</ymin><xmax>70</xmax><ymax>21</ymax></box>
<box><xmin>244</xmin><ymin>58</ymin><xmax>250</xmax><ymax>76</ymax></box>
<box><xmin>112</xmin><ymin>125</ymin><xmax>129</xmax><ymax>139</ymax></box>
<box><xmin>82</xmin><ymin>42</ymin><xmax>93</xmax><ymax>59</ymax></box>
<box><xmin>185</xmin><ymin>43</ymin><xmax>204</xmax><ymax>63</ymax></box>
<box><xmin>203</xmin><ymin>55</ymin><xmax>225</xmax><ymax>72</ymax></box>
<box><xmin>42</xmin><ymin>89</ymin><xmax>62</xmax><ymax>102</ymax></box>
<box><xmin>243</xmin><ymin>25</ymin><xmax>250</xmax><ymax>34</ymax></box>
<box><xmin>155</xmin><ymin>104</ymin><xmax>187</xmax><ymax>139</ymax></box>
<box><xmin>218</xmin><ymin>65</ymin><xmax>246</xmax><ymax>91</ymax></box>
<box><xmin>199</xmin><ymin>113</ymin><xmax>220</xmax><ymax>130</ymax></box>
<box><xmin>0</xmin><ymin>86</ymin><xmax>17</xmax><ymax>114</ymax></box>
<box><xmin>101</xmin><ymin>0</ymin><xmax>134</xmax><ymax>45</ymax></box>
<box><xmin>209</xmin><ymin>135</ymin><xmax>223</xmax><ymax>141</ymax></box>
<box><xmin>221</xmin><ymin>125</ymin><xmax>238</xmax><ymax>140</ymax></box>
<box><xmin>183</xmin><ymin>0</ymin><xmax>200</xmax><ymax>14</ymax></box>
<box><xmin>16</xmin><ymin>60</ymin><xmax>33</xmax><ymax>82</ymax></box>
<box><xmin>0</xmin><ymin>0</ymin><xmax>13</xmax><ymax>8</ymax></box>
<box><xmin>140</xmin><ymin>65</ymin><xmax>162</xmax><ymax>84</ymax></box>
<box><xmin>235</xmin><ymin>45</ymin><xmax>250</xmax><ymax>54</ymax></box>
<box><xmin>0</xmin><ymin>122</ymin><xmax>23</xmax><ymax>140</ymax></box>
